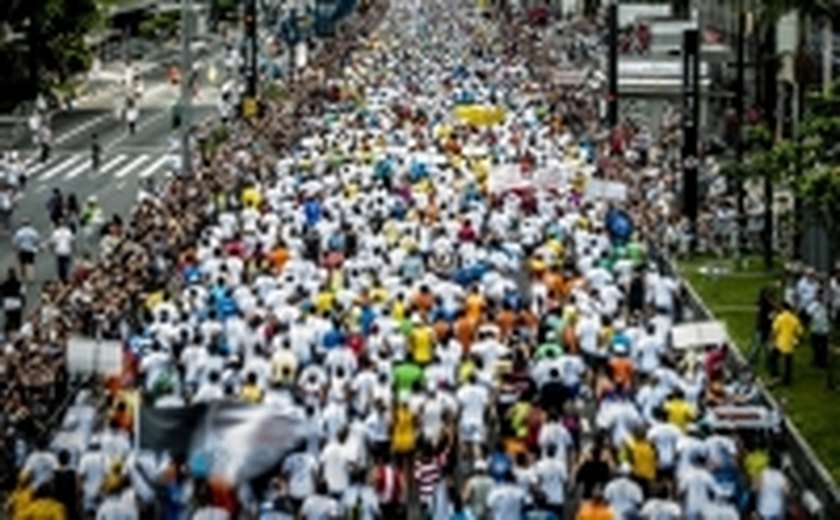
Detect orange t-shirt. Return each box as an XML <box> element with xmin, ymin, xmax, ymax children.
<box><xmin>496</xmin><ymin>309</ymin><xmax>517</xmax><ymax>340</ymax></box>
<box><xmin>268</xmin><ymin>247</ymin><xmax>290</xmax><ymax>272</ymax></box>
<box><xmin>609</xmin><ymin>358</ymin><xmax>634</xmax><ymax>388</ymax></box>
<box><xmin>577</xmin><ymin>501</ymin><xmax>615</xmax><ymax>520</ymax></box>
<box><xmin>433</xmin><ymin>319</ymin><xmax>450</xmax><ymax>342</ymax></box>
<box><xmin>465</xmin><ymin>293</ymin><xmax>484</xmax><ymax>323</ymax></box>
<box><xmin>453</xmin><ymin>317</ymin><xmax>475</xmax><ymax>352</ymax></box>
<box><xmin>413</xmin><ymin>292</ymin><xmax>434</xmax><ymax>316</ymax></box>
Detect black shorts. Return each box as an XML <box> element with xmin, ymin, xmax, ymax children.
<box><xmin>18</xmin><ymin>251</ymin><xmax>35</xmax><ymax>265</ymax></box>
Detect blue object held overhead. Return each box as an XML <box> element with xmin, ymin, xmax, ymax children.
<box><xmin>606</xmin><ymin>208</ymin><xmax>633</xmax><ymax>244</ymax></box>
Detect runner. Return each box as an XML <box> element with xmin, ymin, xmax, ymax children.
<box><xmin>12</xmin><ymin>217</ymin><xmax>40</xmax><ymax>283</ymax></box>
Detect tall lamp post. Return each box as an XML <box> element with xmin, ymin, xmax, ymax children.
<box><xmin>181</xmin><ymin>0</ymin><xmax>193</xmax><ymax>176</ymax></box>
<box><xmin>606</xmin><ymin>2</ymin><xmax>619</xmax><ymax>129</ymax></box>
<box><xmin>682</xmin><ymin>28</ymin><xmax>700</xmax><ymax>244</ymax></box>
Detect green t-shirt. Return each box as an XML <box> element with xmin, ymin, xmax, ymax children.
<box><xmin>393</xmin><ymin>361</ymin><xmax>424</xmax><ymax>396</ymax></box>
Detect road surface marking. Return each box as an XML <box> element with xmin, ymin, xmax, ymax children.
<box><xmin>94</xmin><ymin>154</ymin><xmax>129</xmax><ymax>177</ymax></box>
<box><xmin>38</xmin><ymin>156</ymin><xmax>83</xmax><ymax>181</ymax></box>
<box><xmin>62</xmin><ymin>159</ymin><xmax>92</xmax><ymax>180</ymax></box>
<box><xmin>138</xmin><ymin>155</ymin><xmax>168</xmax><ymax>178</ymax></box>
<box><xmin>27</xmin><ymin>156</ymin><xmax>66</xmax><ymax>178</ymax></box>
<box><xmin>114</xmin><ymin>154</ymin><xmax>149</xmax><ymax>178</ymax></box>
<box><xmin>54</xmin><ymin>113</ymin><xmax>110</xmax><ymax>146</ymax></box>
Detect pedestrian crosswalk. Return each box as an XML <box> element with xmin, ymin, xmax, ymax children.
<box><xmin>24</xmin><ymin>152</ymin><xmax>174</xmax><ymax>184</ymax></box>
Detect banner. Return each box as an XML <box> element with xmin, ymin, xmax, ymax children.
<box><xmin>488</xmin><ymin>164</ymin><xmax>528</xmax><ymax>193</ymax></box>
<box><xmin>67</xmin><ymin>336</ymin><xmax>123</xmax><ymax>378</ymax></box>
<box><xmin>585</xmin><ymin>178</ymin><xmax>628</xmax><ymax>201</ymax></box>
<box><xmin>137</xmin><ymin>403</ymin><xmax>304</xmax><ymax>484</ymax></box>
<box><xmin>194</xmin><ymin>404</ymin><xmax>304</xmax><ymax>483</ymax></box>
<box><xmin>670</xmin><ymin>320</ymin><xmax>728</xmax><ymax>350</ymax></box>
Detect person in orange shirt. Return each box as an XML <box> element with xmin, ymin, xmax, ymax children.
<box><xmin>412</xmin><ymin>285</ymin><xmax>435</xmax><ymax>317</ymax></box>
<box><xmin>464</xmin><ymin>285</ymin><xmax>485</xmax><ymax>324</ymax></box>
<box><xmin>544</xmin><ymin>269</ymin><xmax>566</xmax><ymax>299</ymax></box>
<box><xmin>453</xmin><ymin>310</ymin><xmax>475</xmax><ymax>353</ymax></box>
<box><xmin>518</xmin><ymin>308</ymin><xmax>540</xmax><ymax>338</ymax></box>
<box><xmin>609</xmin><ymin>345</ymin><xmax>634</xmax><ymax>394</ymax></box>
<box><xmin>576</xmin><ymin>486</ymin><xmax>615</xmax><ymax>520</ymax></box>
<box><xmin>433</xmin><ymin>317</ymin><xmax>450</xmax><ymax>342</ymax></box>
<box><xmin>495</xmin><ymin>302</ymin><xmax>517</xmax><ymax>341</ymax></box>
<box><xmin>267</xmin><ymin>240</ymin><xmax>290</xmax><ymax>273</ymax></box>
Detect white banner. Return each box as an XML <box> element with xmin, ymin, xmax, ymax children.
<box><xmin>670</xmin><ymin>320</ymin><xmax>729</xmax><ymax>350</ymax></box>
<box><xmin>192</xmin><ymin>405</ymin><xmax>304</xmax><ymax>483</ymax></box>
<box><xmin>488</xmin><ymin>164</ymin><xmax>528</xmax><ymax>193</ymax></box>
<box><xmin>66</xmin><ymin>336</ymin><xmax>122</xmax><ymax>377</ymax></box>
<box><xmin>585</xmin><ymin>178</ymin><xmax>628</xmax><ymax>201</ymax></box>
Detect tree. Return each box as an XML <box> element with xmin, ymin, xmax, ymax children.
<box><xmin>0</xmin><ymin>0</ymin><xmax>101</xmax><ymax>96</ymax></box>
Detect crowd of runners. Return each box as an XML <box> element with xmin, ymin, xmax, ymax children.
<box><xmin>0</xmin><ymin>0</ymin><xmax>810</xmax><ymax>519</ymax></box>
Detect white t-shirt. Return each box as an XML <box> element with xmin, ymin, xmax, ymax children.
<box><xmin>96</xmin><ymin>495</ymin><xmax>139</xmax><ymax>520</ymax></box>
<box><xmin>282</xmin><ymin>452</ymin><xmax>319</xmax><ymax>499</ymax></box>
<box><xmin>677</xmin><ymin>466</ymin><xmax>717</xmax><ymax>515</ymax></box>
<box><xmin>534</xmin><ymin>456</ymin><xmax>567</xmax><ymax>505</ymax></box>
<box><xmin>51</xmin><ymin>227</ymin><xmax>74</xmax><ymax>256</ymax></box>
<box><xmin>457</xmin><ymin>383</ymin><xmax>489</xmax><ymax>423</ymax></box>
<box><xmin>320</xmin><ymin>442</ymin><xmax>352</xmax><ymax>494</ymax></box>
<box><xmin>604</xmin><ymin>477</ymin><xmax>643</xmax><ymax>518</ymax></box>
<box><xmin>639</xmin><ymin>498</ymin><xmax>681</xmax><ymax>520</ymax></box>
<box><xmin>486</xmin><ymin>483</ymin><xmax>527</xmax><ymax>520</ymax></box>
<box><xmin>646</xmin><ymin>422</ymin><xmax>682</xmax><ymax>469</ymax></box>
<box><xmin>78</xmin><ymin>451</ymin><xmax>108</xmax><ymax>505</ymax></box>
<box><xmin>192</xmin><ymin>507</ymin><xmax>231</xmax><ymax>520</ymax></box>
<box><xmin>23</xmin><ymin>450</ymin><xmax>58</xmax><ymax>488</ymax></box>
<box><xmin>300</xmin><ymin>495</ymin><xmax>340</xmax><ymax>520</ymax></box>
<box><xmin>756</xmin><ymin>468</ymin><xmax>787</xmax><ymax>518</ymax></box>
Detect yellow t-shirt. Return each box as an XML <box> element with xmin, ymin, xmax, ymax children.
<box><xmin>663</xmin><ymin>399</ymin><xmax>696</xmax><ymax>431</ymax></box>
<box><xmin>773</xmin><ymin>310</ymin><xmax>803</xmax><ymax>354</ymax></box>
<box><xmin>625</xmin><ymin>438</ymin><xmax>657</xmax><ymax>481</ymax></box>
<box><xmin>240</xmin><ymin>384</ymin><xmax>263</xmax><ymax>404</ymax></box>
<box><xmin>17</xmin><ymin>499</ymin><xmax>66</xmax><ymax>520</ymax></box>
<box><xmin>392</xmin><ymin>405</ymin><xmax>416</xmax><ymax>454</ymax></box>
<box><xmin>392</xmin><ymin>300</ymin><xmax>407</xmax><ymax>321</ymax></box>
<box><xmin>314</xmin><ymin>291</ymin><xmax>335</xmax><ymax>315</ymax></box>
<box><xmin>410</xmin><ymin>326</ymin><xmax>434</xmax><ymax>364</ymax></box>
<box><xmin>8</xmin><ymin>486</ymin><xmax>34</xmax><ymax>520</ymax></box>
<box><xmin>241</xmin><ymin>187</ymin><xmax>262</xmax><ymax>209</ymax></box>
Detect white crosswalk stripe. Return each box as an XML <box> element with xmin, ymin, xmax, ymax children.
<box><xmin>25</xmin><ymin>152</ymin><xmax>171</xmax><ymax>184</ymax></box>
<box><xmin>114</xmin><ymin>154</ymin><xmax>149</xmax><ymax>178</ymax></box>
<box><xmin>62</xmin><ymin>158</ymin><xmax>93</xmax><ymax>180</ymax></box>
<box><xmin>94</xmin><ymin>154</ymin><xmax>129</xmax><ymax>177</ymax></box>
<box><xmin>138</xmin><ymin>155</ymin><xmax>169</xmax><ymax>178</ymax></box>
<box><xmin>38</xmin><ymin>155</ymin><xmax>84</xmax><ymax>181</ymax></box>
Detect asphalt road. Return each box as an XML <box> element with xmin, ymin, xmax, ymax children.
<box><xmin>1</xmin><ymin>71</ymin><xmax>219</xmax><ymax>310</ymax></box>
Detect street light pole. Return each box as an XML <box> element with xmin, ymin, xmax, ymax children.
<box><xmin>606</xmin><ymin>2</ymin><xmax>619</xmax><ymax>129</ymax></box>
<box><xmin>245</xmin><ymin>0</ymin><xmax>259</xmax><ymax>98</ymax></box>
<box><xmin>682</xmin><ymin>28</ymin><xmax>700</xmax><ymax>244</ymax></box>
<box><xmin>181</xmin><ymin>0</ymin><xmax>193</xmax><ymax>176</ymax></box>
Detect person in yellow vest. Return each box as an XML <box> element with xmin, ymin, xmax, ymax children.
<box><xmin>771</xmin><ymin>302</ymin><xmax>804</xmax><ymax>385</ymax></box>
